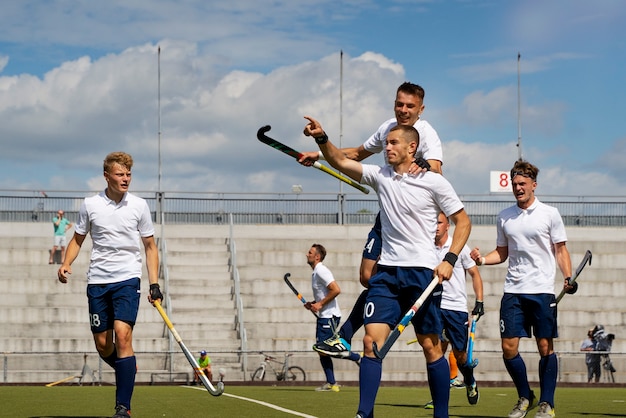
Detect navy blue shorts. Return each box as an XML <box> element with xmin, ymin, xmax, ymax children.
<box><xmin>364</xmin><ymin>265</ymin><xmax>442</xmax><ymax>335</ymax></box>
<box><xmin>362</xmin><ymin>213</ymin><xmax>382</xmax><ymax>261</ymax></box>
<box><xmin>500</xmin><ymin>293</ymin><xmax>558</xmax><ymax>339</ymax></box>
<box><xmin>87</xmin><ymin>278</ymin><xmax>141</xmax><ymax>333</ymax></box>
<box><xmin>441</xmin><ymin>309</ymin><xmax>469</xmax><ymax>352</ymax></box>
<box><xmin>316</xmin><ymin>316</ymin><xmax>340</xmax><ymax>343</ymax></box>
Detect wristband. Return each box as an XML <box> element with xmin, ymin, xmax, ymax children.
<box><xmin>314</xmin><ymin>133</ymin><xmax>328</xmax><ymax>144</ymax></box>
<box><xmin>318</xmin><ymin>150</ymin><xmax>325</xmax><ymax>160</ymax></box>
<box><xmin>480</xmin><ymin>257</ymin><xmax>485</xmax><ymax>266</ymax></box>
<box><xmin>443</xmin><ymin>252</ymin><xmax>458</xmax><ymax>266</ymax></box>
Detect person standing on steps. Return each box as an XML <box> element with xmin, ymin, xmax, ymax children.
<box><xmin>49</xmin><ymin>210</ymin><xmax>73</xmax><ymax>264</ymax></box>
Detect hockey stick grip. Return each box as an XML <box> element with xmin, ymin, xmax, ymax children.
<box><xmin>465</xmin><ymin>315</ymin><xmax>478</xmax><ymax>368</ymax></box>
<box><xmin>312</xmin><ymin>161</ymin><xmax>370</xmax><ymax>194</ymax></box>
<box><xmin>284</xmin><ymin>273</ymin><xmax>319</xmax><ymax>318</ymax></box>
<box><xmin>556</xmin><ymin>250</ymin><xmax>592</xmax><ymax>304</ymax></box>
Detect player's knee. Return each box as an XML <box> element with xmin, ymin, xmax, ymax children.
<box><xmin>362</xmin><ymin>334</ymin><xmax>377</xmax><ymax>356</ymax></box>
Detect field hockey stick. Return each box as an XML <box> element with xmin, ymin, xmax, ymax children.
<box><xmin>154</xmin><ymin>300</ymin><xmax>225</xmax><ymax>396</ymax></box>
<box><xmin>45</xmin><ymin>375</ymin><xmax>79</xmax><ymax>387</ymax></box>
<box><xmin>257</xmin><ymin>125</ymin><xmax>370</xmax><ymax>194</ymax></box>
<box><xmin>373</xmin><ymin>276</ymin><xmax>439</xmax><ymax>359</ymax></box>
<box><xmin>556</xmin><ymin>249</ymin><xmax>592</xmax><ymax>304</ymax></box>
<box><xmin>465</xmin><ymin>315</ymin><xmax>479</xmax><ymax>368</ymax></box>
<box><xmin>284</xmin><ymin>273</ymin><xmax>319</xmax><ymax>318</ymax></box>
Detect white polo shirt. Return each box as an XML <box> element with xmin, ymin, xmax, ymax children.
<box><xmin>362</xmin><ymin>118</ymin><xmax>443</xmax><ymax>163</ymax></box>
<box><xmin>74</xmin><ymin>190</ymin><xmax>155</xmax><ymax>285</ymax></box>
<box><xmin>311</xmin><ymin>262</ymin><xmax>341</xmax><ymax>319</ymax></box>
<box><xmin>437</xmin><ymin>236</ymin><xmax>476</xmax><ymax>312</ymax></box>
<box><xmin>360</xmin><ymin>165</ymin><xmax>464</xmax><ymax>268</ymax></box>
<box><xmin>496</xmin><ymin>198</ymin><xmax>567</xmax><ymax>294</ymax></box>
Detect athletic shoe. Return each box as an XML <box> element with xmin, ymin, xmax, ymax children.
<box><xmin>315</xmin><ymin>382</ymin><xmax>340</xmax><ymax>392</ymax></box>
<box><xmin>466</xmin><ymin>382</ymin><xmax>479</xmax><ymax>405</ymax></box>
<box><xmin>508</xmin><ymin>391</ymin><xmax>536</xmax><ymax>418</ymax></box>
<box><xmin>113</xmin><ymin>404</ymin><xmax>131</xmax><ymax>418</ymax></box>
<box><xmin>450</xmin><ymin>376</ymin><xmax>465</xmax><ymax>388</ymax></box>
<box><xmin>424</xmin><ymin>400</ymin><xmax>434</xmax><ymax>409</ymax></box>
<box><xmin>313</xmin><ymin>336</ymin><xmax>351</xmax><ymax>358</ymax></box>
<box><xmin>534</xmin><ymin>402</ymin><xmax>555</xmax><ymax>418</ymax></box>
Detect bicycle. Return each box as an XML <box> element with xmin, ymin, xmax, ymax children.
<box><xmin>250</xmin><ymin>352</ymin><xmax>306</xmax><ymax>382</ymax></box>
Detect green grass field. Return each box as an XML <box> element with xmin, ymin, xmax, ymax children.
<box><xmin>0</xmin><ymin>384</ymin><xmax>624</xmax><ymax>417</ymax></box>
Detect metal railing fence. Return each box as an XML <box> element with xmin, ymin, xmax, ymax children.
<box><xmin>1</xmin><ymin>190</ymin><xmax>625</xmax><ymax>226</ymax></box>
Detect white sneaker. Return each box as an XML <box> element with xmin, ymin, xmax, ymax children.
<box><xmin>315</xmin><ymin>382</ymin><xmax>340</xmax><ymax>392</ymax></box>
<box><xmin>508</xmin><ymin>391</ymin><xmax>535</xmax><ymax>418</ymax></box>
<box><xmin>534</xmin><ymin>402</ymin><xmax>555</xmax><ymax>417</ymax></box>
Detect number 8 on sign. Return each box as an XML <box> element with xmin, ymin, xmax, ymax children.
<box><xmin>490</xmin><ymin>171</ymin><xmax>511</xmax><ymax>193</ymax></box>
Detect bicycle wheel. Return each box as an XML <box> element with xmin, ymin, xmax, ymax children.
<box><xmin>286</xmin><ymin>366</ymin><xmax>306</xmax><ymax>381</ymax></box>
<box><xmin>251</xmin><ymin>367</ymin><xmax>266</xmax><ymax>381</ymax></box>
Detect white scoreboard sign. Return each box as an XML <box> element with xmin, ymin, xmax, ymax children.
<box><xmin>490</xmin><ymin>171</ymin><xmax>512</xmax><ymax>193</ymax></box>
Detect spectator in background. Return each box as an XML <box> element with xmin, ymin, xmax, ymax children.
<box><xmin>49</xmin><ymin>210</ymin><xmax>73</xmax><ymax>264</ymax></box>
<box><xmin>193</xmin><ymin>350</ymin><xmax>213</xmax><ymax>384</ymax></box>
<box><xmin>580</xmin><ymin>328</ymin><xmax>601</xmax><ymax>383</ymax></box>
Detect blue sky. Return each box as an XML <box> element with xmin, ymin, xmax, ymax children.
<box><xmin>1</xmin><ymin>0</ymin><xmax>625</xmax><ymax>197</ymax></box>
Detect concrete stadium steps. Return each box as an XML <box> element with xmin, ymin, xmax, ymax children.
<box><xmin>164</xmin><ymin>251</ymin><xmax>230</xmax><ymax>266</ymax></box>
<box><xmin>2</xmin><ymin>337</ymin><xmax>169</xmax><ymax>353</ymax></box>
<box><xmin>235</xmin><ymin>251</ymin><xmax>362</xmax><ymax>271</ymax></box>
<box><xmin>226</xmin><ymin>224</ymin><xmax>626</xmax><ymax>383</ymax></box>
<box><xmin>1</xmin><ymin>222</ymin><xmax>625</xmax><ymax>384</ymax></box>
<box><xmin>238</xmin><ymin>266</ymin><xmax>361</xmax><ymax>285</ymax></box>
<box><xmin>166</xmin><ymin>278</ymin><xmax>232</xmax><ymax>295</ymax></box>
<box><xmin>166</xmin><ymin>264</ymin><xmax>230</xmax><ymax>281</ymax></box>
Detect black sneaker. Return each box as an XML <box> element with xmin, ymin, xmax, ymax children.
<box><xmin>466</xmin><ymin>381</ymin><xmax>479</xmax><ymax>405</ymax></box>
<box><xmin>313</xmin><ymin>336</ymin><xmax>351</xmax><ymax>358</ymax></box>
<box><xmin>113</xmin><ymin>404</ymin><xmax>131</xmax><ymax>418</ymax></box>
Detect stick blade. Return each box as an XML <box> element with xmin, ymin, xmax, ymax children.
<box><xmin>256</xmin><ymin>125</ymin><xmax>272</xmax><ymax>140</ymax></box>
<box><xmin>373</xmin><ymin>329</ymin><xmax>400</xmax><ymax>359</ymax></box>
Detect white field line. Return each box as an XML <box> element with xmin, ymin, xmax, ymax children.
<box><xmin>183</xmin><ymin>386</ymin><xmax>318</xmax><ymax>418</ymax></box>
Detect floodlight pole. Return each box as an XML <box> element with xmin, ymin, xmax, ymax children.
<box><xmin>339</xmin><ymin>50</ymin><xmax>344</xmax><ymax>196</ymax></box>
<box><xmin>517</xmin><ymin>52</ymin><xmax>523</xmax><ymax>161</ymax></box>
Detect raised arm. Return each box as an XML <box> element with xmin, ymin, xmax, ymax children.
<box><xmin>297</xmin><ymin>142</ymin><xmax>375</xmax><ymax>166</ymax></box>
<box><xmin>303</xmin><ymin>116</ymin><xmax>363</xmax><ymax>182</ymax></box>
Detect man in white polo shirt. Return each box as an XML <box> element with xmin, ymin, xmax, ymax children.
<box><xmin>58</xmin><ymin>151</ymin><xmax>162</xmax><ymax>418</ymax></box>
<box><xmin>303</xmin><ymin>116</ymin><xmax>471</xmax><ymax>418</ymax></box>
<box><xmin>470</xmin><ymin>159</ymin><xmax>576</xmax><ymax>418</ymax></box>
<box><xmin>430</xmin><ymin>212</ymin><xmax>484</xmax><ymax>408</ymax></box>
